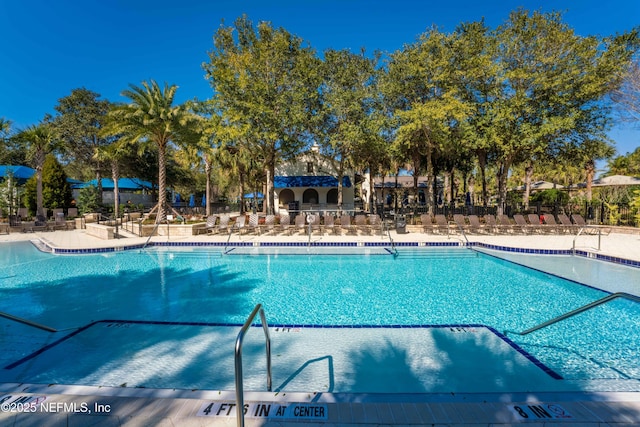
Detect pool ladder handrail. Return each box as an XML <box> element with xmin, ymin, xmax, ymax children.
<box><xmin>0</xmin><ymin>311</ymin><xmax>58</xmax><ymax>332</ymax></box>
<box><xmin>235</xmin><ymin>304</ymin><xmax>272</xmax><ymax>427</ymax></box>
<box><xmin>142</xmin><ymin>220</ymin><xmax>167</xmax><ymax>250</ymax></box>
<box><xmin>506</xmin><ymin>292</ymin><xmax>640</xmax><ymax>336</ymax></box>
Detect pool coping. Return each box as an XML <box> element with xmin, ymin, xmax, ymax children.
<box><xmin>31</xmin><ymin>238</ymin><xmax>640</xmax><ymax>269</ymax></box>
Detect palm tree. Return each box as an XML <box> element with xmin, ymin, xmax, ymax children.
<box><xmin>0</xmin><ymin>118</ymin><xmax>11</xmax><ymax>136</ymax></box>
<box><xmin>14</xmin><ymin>122</ymin><xmax>57</xmax><ymax>217</ymax></box>
<box><xmin>94</xmin><ymin>139</ymin><xmax>133</xmax><ymax>234</ymax></box>
<box><xmin>102</xmin><ymin>80</ymin><xmax>199</xmax><ymax>223</ymax></box>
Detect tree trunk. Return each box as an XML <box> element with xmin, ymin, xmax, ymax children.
<box><xmin>95</xmin><ymin>169</ymin><xmax>103</xmax><ymax>195</ymax></box>
<box><xmin>425</xmin><ymin>149</ymin><xmax>434</xmax><ymax>215</ymax></box>
<box><xmin>369</xmin><ymin>166</ymin><xmax>375</xmax><ymax>214</ymax></box>
<box><xmin>449</xmin><ymin>167</ymin><xmax>455</xmax><ymax>213</ymax></box>
<box><xmin>523</xmin><ymin>162</ymin><xmax>534</xmax><ymax>210</ymax></box>
<box><xmin>204</xmin><ymin>157</ymin><xmax>212</xmax><ymax>216</ymax></box>
<box><xmin>496</xmin><ymin>159</ymin><xmax>512</xmax><ymax>216</ymax></box>
<box><xmin>265</xmin><ymin>165</ymin><xmax>274</xmax><ymax>215</ymax></box>
<box><xmin>585</xmin><ymin>159</ymin><xmax>595</xmax><ymax>202</ymax></box>
<box><xmin>156</xmin><ymin>145</ymin><xmax>167</xmax><ymax>224</ymax></box>
<box><xmin>112</xmin><ymin>160</ymin><xmax>119</xmax><ymax>236</ymax></box>
<box><xmin>478</xmin><ymin>150</ymin><xmax>488</xmax><ymax>208</ymax></box>
<box><xmin>36</xmin><ymin>166</ymin><xmax>44</xmax><ymax>218</ymax></box>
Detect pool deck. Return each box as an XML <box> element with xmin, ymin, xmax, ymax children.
<box><xmin>1</xmin><ymin>226</ymin><xmax>640</xmax><ymax>426</ymax></box>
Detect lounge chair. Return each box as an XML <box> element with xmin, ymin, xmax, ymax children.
<box><xmin>294</xmin><ymin>214</ymin><xmax>307</xmax><ymax>234</ymax></box>
<box><xmin>420</xmin><ymin>214</ymin><xmax>434</xmax><ymax>233</ymax></box>
<box><xmin>30</xmin><ymin>215</ymin><xmax>50</xmax><ymax>232</ymax></box>
<box><xmin>354</xmin><ymin>214</ymin><xmax>369</xmax><ymax>235</ymax></box>
<box><xmin>261</xmin><ymin>214</ymin><xmax>275</xmax><ymax>235</ymax></box>
<box><xmin>513</xmin><ymin>214</ymin><xmax>531</xmax><ymax>234</ymax></box>
<box><xmin>541</xmin><ymin>215</ymin><xmax>563</xmax><ymax>234</ymax></box>
<box><xmin>571</xmin><ymin>214</ymin><xmax>600</xmax><ymax>235</ymax></box>
<box><xmin>309</xmin><ymin>213</ymin><xmax>322</xmax><ymax>234</ymax></box>
<box><xmin>67</xmin><ymin>207</ymin><xmax>78</xmax><ymax>218</ymax></box>
<box><xmin>453</xmin><ymin>214</ymin><xmax>469</xmax><ymax>234</ymax></box>
<box><xmin>52</xmin><ymin>212</ymin><xmax>68</xmax><ymax>230</ymax></box>
<box><xmin>369</xmin><ymin>214</ymin><xmax>383</xmax><ymax>236</ymax></box>
<box><xmin>434</xmin><ymin>214</ymin><xmax>450</xmax><ymax>234</ymax></box>
<box><xmin>52</xmin><ymin>208</ymin><xmax>64</xmax><ymax>220</ymax></box>
<box><xmin>234</xmin><ymin>215</ymin><xmax>247</xmax><ymax>234</ymax></box>
<box><xmin>339</xmin><ymin>214</ymin><xmax>355</xmax><ymax>235</ymax></box>
<box><xmin>571</xmin><ymin>214</ymin><xmax>589</xmax><ymax>227</ymax></box>
<box><xmin>467</xmin><ymin>215</ymin><xmax>487</xmax><ymax>234</ymax></box>
<box><xmin>246</xmin><ymin>213</ymin><xmax>260</xmax><ymax>235</ymax></box>
<box><xmin>9</xmin><ymin>215</ymin><xmax>22</xmax><ymax>231</ymax></box>
<box><xmin>484</xmin><ymin>214</ymin><xmax>500</xmax><ymax>234</ymax></box>
<box><xmin>557</xmin><ymin>214</ymin><xmax>577</xmax><ymax>233</ymax></box>
<box><xmin>216</xmin><ymin>214</ymin><xmax>231</xmax><ymax>234</ymax></box>
<box><xmin>497</xmin><ymin>214</ymin><xmax>515</xmax><ymax>234</ymax></box>
<box><xmin>527</xmin><ymin>214</ymin><xmax>545</xmax><ymax>234</ymax></box>
<box><xmin>541</xmin><ymin>215</ymin><xmax>562</xmax><ymax>234</ymax></box>
<box><xmin>323</xmin><ymin>213</ymin><xmax>337</xmax><ymax>235</ymax></box>
<box><xmin>205</xmin><ymin>215</ymin><xmax>218</xmax><ymax>234</ymax></box>
<box><xmin>277</xmin><ymin>213</ymin><xmax>291</xmax><ymax>235</ymax></box>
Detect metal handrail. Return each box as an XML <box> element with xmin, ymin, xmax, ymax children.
<box><xmin>235</xmin><ymin>304</ymin><xmax>272</xmax><ymax>427</ymax></box>
<box><xmin>142</xmin><ymin>220</ymin><xmax>163</xmax><ymax>250</ymax></box>
<box><xmin>0</xmin><ymin>311</ymin><xmax>58</xmax><ymax>332</ymax></box>
<box><xmin>572</xmin><ymin>226</ymin><xmax>604</xmax><ymax>254</ymax></box>
<box><xmin>454</xmin><ymin>221</ymin><xmax>469</xmax><ymax>245</ymax></box>
<box><xmin>506</xmin><ymin>292</ymin><xmax>640</xmax><ymax>336</ymax></box>
<box><xmin>383</xmin><ymin>217</ymin><xmax>398</xmax><ymax>256</ymax></box>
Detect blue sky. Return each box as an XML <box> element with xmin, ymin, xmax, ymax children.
<box><xmin>1</xmin><ymin>0</ymin><xmax>638</xmax><ymax>159</ymax></box>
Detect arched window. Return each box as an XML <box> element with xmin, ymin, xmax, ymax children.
<box><xmin>278</xmin><ymin>189</ymin><xmax>295</xmax><ymax>206</ymax></box>
<box><xmin>302</xmin><ymin>188</ymin><xmax>319</xmax><ymax>204</ymax></box>
<box><xmin>326</xmin><ymin>188</ymin><xmax>338</xmax><ymax>204</ymax></box>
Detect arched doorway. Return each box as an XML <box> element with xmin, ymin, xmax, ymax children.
<box><xmin>302</xmin><ymin>188</ymin><xmax>319</xmax><ymax>204</ymax></box>
<box><xmin>278</xmin><ymin>189</ymin><xmax>295</xmax><ymax>206</ymax></box>
<box><xmin>326</xmin><ymin>188</ymin><xmax>338</xmax><ymax>204</ymax></box>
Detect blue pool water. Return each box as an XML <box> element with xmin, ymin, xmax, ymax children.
<box><xmin>1</xmin><ymin>241</ymin><xmax>639</xmax><ymax>393</ymax></box>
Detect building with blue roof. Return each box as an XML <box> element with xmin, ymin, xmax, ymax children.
<box><xmin>273</xmin><ymin>146</ymin><xmax>357</xmax><ymax>213</ymax></box>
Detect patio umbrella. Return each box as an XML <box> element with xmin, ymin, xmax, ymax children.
<box><xmin>174</xmin><ymin>193</ymin><xmax>181</xmax><ymax>204</ymax></box>
<box><xmin>189</xmin><ymin>194</ymin><xmax>196</xmax><ymax>208</ymax></box>
<box><xmin>243</xmin><ymin>192</ymin><xmax>264</xmax><ymax>199</ymax></box>
<box><xmin>201</xmin><ymin>194</ymin><xmax>206</xmax><ymax>207</ymax></box>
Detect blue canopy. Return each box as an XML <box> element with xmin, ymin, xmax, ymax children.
<box><xmin>244</xmin><ymin>192</ymin><xmax>264</xmax><ymax>199</ymax></box>
<box><xmin>72</xmin><ymin>178</ymin><xmax>153</xmax><ymax>190</ymax></box>
<box><xmin>273</xmin><ymin>176</ymin><xmax>351</xmax><ymax>188</ymax></box>
<box><xmin>0</xmin><ymin>165</ymin><xmax>35</xmax><ymax>182</ymax></box>
<box><xmin>189</xmin><ymin>194</ymin><xmax>196</xmax><ymax>208</ymax></box>
<box><xmin>201</xmin><ymin>195</ymin><xmax>206</xmax><ymax>207</ymax></box>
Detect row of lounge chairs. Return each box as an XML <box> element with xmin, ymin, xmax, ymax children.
<box><xmin>6</xmin><ymin>212</ymin><xmax>71</xmax><ymax>233</ymax></box>
<box><xmin>205</xmin><ymin>213</ymin><xmax>385</xmax><ymax>236</ymax></box>
<box><xmin>421</xmin><ymin>213</ymin><xmax>598</xmax><ymax>235</ymax></box>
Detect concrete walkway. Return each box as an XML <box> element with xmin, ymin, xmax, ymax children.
<box><xmin>1</xmin><ymin>225</ymin><xmax>640</xmax><ymax>426</ymax></box>
<box><xmin>2</xmin><ymin>225</ymin><xmax>639</xmax><ymax>262</ymax></box>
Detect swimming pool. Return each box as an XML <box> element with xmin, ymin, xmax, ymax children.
<box><xmin>1</xmin><ymin>241</ymin><xmax>639</xmax><ymax>394</ymax></box>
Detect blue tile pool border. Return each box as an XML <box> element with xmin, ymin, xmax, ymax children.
<box><xmin>34</xmin><ymin>239</ymin><xmax>640</xmax><ymax>269</ymax></box>
<box><xmin>4</xmin><ymin>320</ymin><xmax>562</xmax><ymax>381</ymax></box>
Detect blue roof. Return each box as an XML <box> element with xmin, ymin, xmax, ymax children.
<box><xmin>0</xmin><ymin>165</ymin><xmax>35</xmax><ymax>180</ymax></box>
<box><xmin>274</xmin><ymin>175</ymin><xmax>351</xmax><ymax>188</ymax></box>
<box><xmin>72</xmin><ymin>178</ymin><xmax>153</xmax><ymax>190</ymax></box>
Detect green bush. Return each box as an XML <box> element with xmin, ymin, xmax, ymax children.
<box><xmin>530</xmin><ymin>189</ymin><xmax>569</xmax><ymax>206</ymax></box>
<box><xmin>77</xmin><ymin>185</ymin><xmax>102</xmax><ymax>214</ymax></box>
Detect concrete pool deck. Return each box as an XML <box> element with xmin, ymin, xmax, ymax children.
<box><xmin>1</xmin><ymin>226</ymin><xmax>640</xmax><ymax>426</ymax></box>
